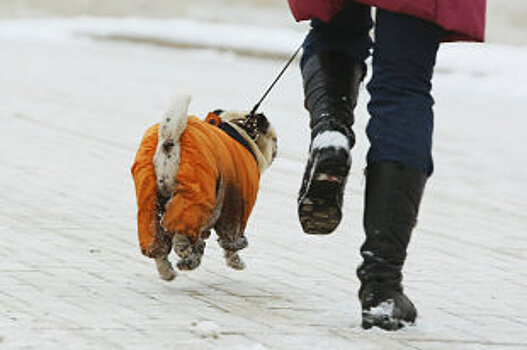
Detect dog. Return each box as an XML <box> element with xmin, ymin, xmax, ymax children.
<box><xmin>131</xmin><ymin>94</ymin><xmax>277</xmax><ymax>281</ymax></box>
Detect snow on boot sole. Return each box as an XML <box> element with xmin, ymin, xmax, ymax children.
<box><xmin>361</xmin><ymin>313</ymin><xmax>410</xmax><ymax>331</ymax></box>
<box><xmin>359</xmin><ymin>291</ymin><xmax>417</xmax><ymax>331</ymax></box>
<box><xmin>361</xmin><ymin>305</ymin><xmax>415</xmax><ymax>331</ymax></box>
<box><xmin>298</xmin><ymin>149</ymin><xmax>349</xmax><ymax>235</ymax></box>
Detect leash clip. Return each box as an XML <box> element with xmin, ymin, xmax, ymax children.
<box><xmin>243</xmin><ymin>112</ymin><xmax>259</xmax><ymax>141</ymax></box>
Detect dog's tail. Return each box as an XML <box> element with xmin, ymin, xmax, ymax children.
<box><xmin>154</xmin><ymin>94</ymin><xmax>192</xmax><ymax>197</ymax></box>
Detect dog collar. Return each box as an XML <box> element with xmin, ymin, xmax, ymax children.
<box><xmin>205</xmin><ymin>112</ymin><xmax>258</xmax><ymax>165</ymax></box>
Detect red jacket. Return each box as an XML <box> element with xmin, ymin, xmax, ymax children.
<box><xmin>287</xmin><ymin>0</ymin><xmax>486</xmax><ymax>42</ymax></box>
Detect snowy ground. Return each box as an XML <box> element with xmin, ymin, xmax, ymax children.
<box><xmin>0</xmin><ymin>19</ymin><xmax>526</xmax><ymax>350</ymax></box>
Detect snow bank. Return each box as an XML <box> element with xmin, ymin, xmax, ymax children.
<box><xmin>0</xmin><ymin>17</ymin><xmax>304</xmax><ymax>59</ymax></box>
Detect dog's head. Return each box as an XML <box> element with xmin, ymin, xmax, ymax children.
<box><xmin>213</xmin><ymin>110</ymin><xmax>277</xmax><ymax>173</ymax></box>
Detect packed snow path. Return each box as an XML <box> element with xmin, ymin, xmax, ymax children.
<box><xmin>0</xmin><ymin>20</ymin><xmax>526</xmax><ymax>349</ymax></box>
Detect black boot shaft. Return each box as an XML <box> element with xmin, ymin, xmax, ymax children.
<box><xmin>360</xmin><ymin>161</ymin><xmax>427</xmax><ymax>272</ymax></box>
<box><xmin>357</xmin><ymin>161</ymin><xmax>427</xmax><ymax>330</ymax></box>
<box><xmin>302</xmin><ymin>51</ymin><xmax>365</xmax><ymax>142</ymax></box>
<box><xmin>297</xmin><ymin>52</ymin><xmax>364</xmax><ymax>235</ymax></box>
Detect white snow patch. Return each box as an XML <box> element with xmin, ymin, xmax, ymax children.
<box><xmin>191</xmin><ymin>321</ymin><xmax>220</xmax><ymax>339</ymax></box>
<box><xmin>239</xmin><ymin>344</ymin><xmax>268</xmax><ymax>350</ymax></box>
<box><xmin>311</xmin><ymin>131</ymin><xmax>350</xmax><ymax>150</ymax></box>
<box><xmin>362</xmin><ymin>251</ymin><xmax>375</xmax><ymax>258</ymax></box>
<box><xmin>0</xmin><ymin>17</ymin><xmax>304</xmax><ymax>58</ymax></box>
<box><xmin>365</xmin><ymin>300</ymin><xmax>395</xmax><ymax>317</ymax></box>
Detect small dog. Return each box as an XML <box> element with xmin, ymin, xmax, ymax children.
<box><xmin>131</xmin><ymin>94</ymin><xmax>277</xmax><ymax>281</ymax></box>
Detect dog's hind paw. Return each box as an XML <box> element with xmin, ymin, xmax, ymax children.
<box><xmin>176</xmin><ymin>256</ymin><xmax>202</xmax><ymax>271</ymax></box>
<box><xmin>225</xmin><ymin>251</ymin><xmax>245</xmax><ymax>270</ymax></box>
<box><xmin>155</xmin><ymin>257</ymin><xmax>177</xmax><ymax>281</ymax></box>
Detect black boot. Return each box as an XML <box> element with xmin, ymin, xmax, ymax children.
<box><xmin>357</xmin><ymin>161</ymin><xmax>427</xmax><ymax>330</ymax></box>
<box><xmin>298</xmin><ymin>51</ymin><xmax>365</xmax><ymax>235</ymax></box>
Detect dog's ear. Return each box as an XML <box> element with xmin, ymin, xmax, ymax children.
<box><xmin>255</xmin><ymin>113</ymin><xmax>270</xmax><ymax>134</ymax></box>
<box><xmin>212</xmin><ymin>109</ymin><xmax>224</xmax><ymax>116</ymax></box>
<box><xmin>205</xmin><ymin>110</ymin><xmax>224</xmax><ymax>126</ymax></box>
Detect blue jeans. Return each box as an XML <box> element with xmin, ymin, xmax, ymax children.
<box><xmin>302</xmin><ymin>3</ymin><xmax>441</xmax><ymax>175</ymax></box>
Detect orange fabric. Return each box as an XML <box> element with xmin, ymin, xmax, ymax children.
<box><xmin>131</xmin><ymin>124</ymin><xmax>161</xmax><ymax>257</ymax></box>
<box><xmin>131</xmin><ymin>116</ymin><xmax>260</xmax><ymax>257</ymax></box>
<box><xmin>204</xmin><ymin>112</ymin><xmax>222</xmax><ymax>126</ymax></box>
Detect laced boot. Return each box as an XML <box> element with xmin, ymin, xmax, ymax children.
<box><xmin>357</xmin><ymin>161</ymin><xmax>427</xmax><ymax>330</ymax></box>
<box><xmin>298</xmin><ymin>51</ymin><xmax>364</xmax><ymax>234</ymax></box>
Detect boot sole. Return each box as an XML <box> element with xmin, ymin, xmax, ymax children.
<box><xmin>362</xmin><ymin>313</ymin><xmax>406</xmax><ymax>331</ymax></box>
<box><xmin>298</xmin><ymin>154</ymin><xmax>349</xmax><ymax>235</ymax></box>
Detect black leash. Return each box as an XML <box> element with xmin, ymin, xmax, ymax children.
<box><xmin>244</xmin><ymin>43</ymin><xmax>303</xmax><ymax>139</ymax></box>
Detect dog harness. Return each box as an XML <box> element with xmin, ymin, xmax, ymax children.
<box><xmin>204</xmin><ymin>112</ymin><xmax>258</xmax><ymax>163</ymax></box>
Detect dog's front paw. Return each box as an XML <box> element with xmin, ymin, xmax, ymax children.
<box><xmin>155</xmin><ymin>257</ymin><xmax>177</xmax><ymax>281</ymax></box>
<box><xmin>225</xmin><ymin>251</ymin><xmax>245</xmax><ymax>270</ymax></box>
<box><xmin>173</xmin><ymin>233</ymin><xmax>193</xmax><ymax>259</ymax></box>
<box><xmin>173</xmin><ymin>234</ymin><xmax>205</xmax><ymax>271</ymax></box>
<box><xmin>176</xmin><ymin>255</ymin><xmax>202</xmax><ymax>271</ymax></box>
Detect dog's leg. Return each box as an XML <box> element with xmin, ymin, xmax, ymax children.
<box><xmin>155</xmin><ymin>256</ymin><xmax>176</xmax><ymax>281</ymax></box>
<box><xmin>224</xmin><ymin>250</ymin><xmax>245</xmax><ymax>270</ymax></box>
<box><xmin>173</xmin><ymin>233</ymin><xmax>205</xmax><ymax>271</ymax></box>
<box><xmin>217</xmin><ymin>234</ymin><xmax>248</xmax><ymax>270</ymax></box>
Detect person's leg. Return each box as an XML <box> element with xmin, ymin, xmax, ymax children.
<box><xmin>298</xmin><ymin>2</ymin><xmax>373</xmax><ymax>235</ymax></box>
<box><xmin>357</xmin><ymin>9</ymin><xmax>441</xmax><ymax>330</ymax></box>
<box><xmin>366</xmin><ymin>9</ymin><xmax>440</xmax><ymax>175</ymax></box>
<box><xmin>301</xmin><ymin>3</ymin><xmax>373</xmax><ymax>68</ymax></box>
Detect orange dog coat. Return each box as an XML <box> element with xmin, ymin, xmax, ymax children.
<box><xmin>131</xmin><ymin>114</ymin><xmax>260</xmax><ymax>258</ymax></box>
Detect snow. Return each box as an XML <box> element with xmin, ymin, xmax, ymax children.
<box><xmin>311</xmin><ymin>130</ymin><xmax>350</xmax><ymax>150</ymax></box>
<box><xmin>364</xmin><ymin>300</ymin><xmax>395</xmax><ymax>317</ymax></box>
<box><xmin>191</xmin><ymin>321</ymin><xmax>220</xmax><ymax>339</ymax></box>
<box><xmin>0</xmin><ymin>17</ymin><xmax>304</xmax><ymax>58</ymax></box>
<box><xmin>0</xmin><ymin>17</ymin><xmax>526</xmax><ymax>350</ymax></box>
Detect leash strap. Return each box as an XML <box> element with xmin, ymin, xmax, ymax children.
<box><xmin>250</xmin><ymin>43</ymin><xmax>303</xmax><ymax>116</ymax></box>
<box><xmin>243</xmin><ymin>43</ymin><xmax>303</xmax><ymax>140</ymax></box>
